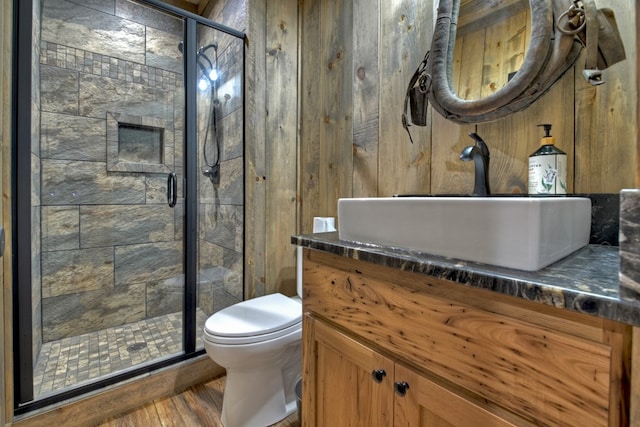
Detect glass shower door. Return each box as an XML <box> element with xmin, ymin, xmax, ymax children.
<box><xmin>193</xmin><ymin>23</ymin><xmax>245</xmax><ymax>351</ymax></box>
<box><xmin>31</xmin><ymin>0</ymin><xmax>186</xmax><ymax>400</ymax></box>
<box><xmin>14</xmin><ymin>0</ymin><xmax>245</xmax><ymax>412</ymax></box>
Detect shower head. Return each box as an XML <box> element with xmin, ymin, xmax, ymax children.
<box><xmin>198</xmin><ymin>43</ymin><xmax>218</xmax><ymax>54</ymax></box>
<box><xmin>177</xmin><ymin>41</ymin><xmax>216</xmax><ymax>56</ymax></box>
<box><xmin>177</xmin><ymin>40</ymin><xmax>220</xmax><ymax>87</ymax></box>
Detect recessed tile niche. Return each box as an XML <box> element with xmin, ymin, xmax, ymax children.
<box><xmin>106</xmin><ymin>112</ymin><xmax>173</xmax><ymax>173</ymax></box>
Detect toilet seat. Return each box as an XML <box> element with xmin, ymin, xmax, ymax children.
<box><xmin>204</xmin><ymin>293</ymin><xmax>302</xmax><ymax>345</ymax></box>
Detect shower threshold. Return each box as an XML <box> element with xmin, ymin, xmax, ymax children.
<box><xmin>33</xmin><ymin>309</ymin><xmax>209</xmax><ymax>399</ymax></box>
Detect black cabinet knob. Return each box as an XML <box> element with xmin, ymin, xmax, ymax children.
<box><xmin>371</xmin><ymin>369</ymin><xmax>387</xmax><ymax>383</ymax></box>
<box><xmin>394</xmin><ymin>381</ymin><xmax>410</xmax><ymax>397</ymax></box>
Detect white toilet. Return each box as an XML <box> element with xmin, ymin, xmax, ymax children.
<box><xmin>203</xmin><ymin>218</ymin><xmax>334</xmax><ymax>426</ymax></box>
<box><xmin>203</xmin><ymin>257</ymin><xmax>305</xmax><ymax>426</ymax></box>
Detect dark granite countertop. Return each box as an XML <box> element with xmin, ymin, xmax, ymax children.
<box><xmin>292</xmin><ymin>232</ymin><xmax>640</xmax><ymax>327</ymax></box>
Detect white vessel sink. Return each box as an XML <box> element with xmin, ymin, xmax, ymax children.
<box><xmin>337</xmin><ymin>196</ymin><xmax>592</xmax><ymax>271</ymax></box>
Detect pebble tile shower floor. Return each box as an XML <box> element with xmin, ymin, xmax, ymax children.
<box><xmin>33</xmin><ymin>310</ymin><xmax>209</xmax><ymax>398</ymax></box>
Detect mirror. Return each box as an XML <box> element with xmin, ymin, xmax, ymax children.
<box><xmin>453</xmin><ymin>0</ymin><xmax>530</xmax><ymax>100</ymax></box>
<box><xmin>402</xmin><ymin>0</ymin><xmax>624</xmax><ymax>126</ymax></box>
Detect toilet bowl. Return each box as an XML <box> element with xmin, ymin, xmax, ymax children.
<box><xmin>203</xmin><ymin>293</ymin><xmax>302</xmax><ymax>427</ymax></box>
<box><xmin>204</xmin><ymin>217</ymin><xmax>335</xmax><ymax>426</ymax></box>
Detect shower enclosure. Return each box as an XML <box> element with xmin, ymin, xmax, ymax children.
<box><xmin>12</xmin><ymin>0</ymin><xmax>245</xmax><ymax>413</ymax></box>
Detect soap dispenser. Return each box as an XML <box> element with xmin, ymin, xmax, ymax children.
<box><xmin>528</xmin><ymin>124</ymin><xmax>567</xmax><ymax>195</ymax></box>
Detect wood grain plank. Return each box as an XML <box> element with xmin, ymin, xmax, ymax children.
<box><xmin>299</xmin><ymin>0</ymin><xmax>322</xmax><ymax>233</ymax></box>
<box><xmin>454</xmin><ymin>28</ymin><xmax>486</xmax><ymax>101</ymax></box>
<box><xmin>379</xmin><ymin>0</ymin><xmax>432</xmax><ymax>197</ymax></box>
<box><xmin>394</xmin><ymin>363</ymin><xmax>524</xmax><ymax>426</ymax></box>
<box><xmin>245</xmin><ymin>0</ymin><xmax>268</xmax><ymax>297</ymax></box>
<box><xmin>14</xmin><ymin>357</ymin><xmax>223</xmax><ymax>427</ymax></box>
<box><xmin>574</xmin><ymin>0</ymin><xmax>636</xmax><ymax>193</ymax></box>
<box><xmin>637</xmin><ymin>0</ymin><xmax>640</xmax><ymax>187</ymax></box>
<box><xmin>153</xmin><ymin>392</ymin><xmax>204</xmax><ymax>427</ymax></box>
<box><xmin>178</xmin><ymin>383</ymin><xmax>225</xmax><ymax>426</ymax></box>
<box><xmin>301</xmin><ymin>315</ymin><xmax>317</xmax><ymax>427</ymax></box>
<box><xmin>309</xmin><ymin>317</ymin><xmax>394</xmax><ymax>427</ymax></box>
<box><xmin>303</xmin><ymin>252</ymin><xmax>615</xmax><ymax>427</ymax></box>
<box><xmin>631</xmin><ymin>327</ymin><xmax>640</xmax><ymax>426</ymax></box>
<box><xmin>265</xmin><ymin>0</ymin><xmax>299</xmax><ymax>296</ymax></box>
<box><xmin>91</xmin><ymin>375</ymin><xmax>298</xmax><ymax>427</ymax></box>
<box><xmin>457</xmin><ymin>0</ymin><xmax>528</xmax><ymax>37</ymax></box>
<box><xmin>352</xmin><ymin>0</ymin><xmax>380</xmax><ymax>198</ymax></box>
<box><xmin>601</xmin><ymin>320</ymin><xmax>632</xmax><ymax>427</ymax></box>
<box><xmin>319</xmin><ymin>0</ymin><xmax>354</xmax><ymax>215</ymax></box>
<box><xmin>101</xmin><ymin>402</ymin><xmax>159</xmax><ymax>427</ymax></box>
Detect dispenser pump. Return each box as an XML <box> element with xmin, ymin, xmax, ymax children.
<box><xmin>537</xmin><ymin>123</ymin><xmax>555</xmax><ymax>146</ymax></box>
<box><xmin>528</xmin><ymin>123</ymin><xmax>566</xmax><ymax>195</ymax></box>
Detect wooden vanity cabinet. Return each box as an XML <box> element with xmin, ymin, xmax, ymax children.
<box><xmin>301</xmin><ymin>249</ymin><xmax>631</xmax><ymax>427</ymax></box>
<box><xmin>304</xmin><ymin>315</ymin><xmax>521</xmax><ymax>426</ymax></box>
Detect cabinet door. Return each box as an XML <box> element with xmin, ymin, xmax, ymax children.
<box><xmin>303</xmin><ymin>315</ymin><xmax>395</xmax><ymax>427</ymax></box>
<box><xmin>393</xmin><ymin>364</ymin><xmax>520</xmax><ymax>427</ymax></box>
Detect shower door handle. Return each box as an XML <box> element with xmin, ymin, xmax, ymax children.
<box><xmin>167</xmin><ymin>172</ymin><xmax>177</xmax><ymax>207</ymax></box>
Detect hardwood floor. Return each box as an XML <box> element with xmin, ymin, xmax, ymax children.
<box><xmin>95</xmin><ymin>375</ymin><xmax>299</xmax><ymax>427</ymax></box>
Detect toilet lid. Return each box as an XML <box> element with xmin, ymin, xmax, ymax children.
<box><xmin>204</xmin><ymin>293</ymin><xmax>302</xmax><ymax>338</ymax></box>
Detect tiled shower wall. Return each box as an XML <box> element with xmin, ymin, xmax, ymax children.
<box><xmin>37</xmin><ymin>0</ymin><xmax>244</xmax><ymax>343</ymax></box>
<box><xmin>194</xmin><ymin>23</ymin><xmax>245</xmax><ymax>317</ymax></box>
<box><xmin>32</xmin><ymin>0</ymin><xmax>43</xmax><ymax>362</ymax></box>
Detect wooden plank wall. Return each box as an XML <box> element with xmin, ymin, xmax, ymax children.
<box><xmin>574</xmin><ymin>0</ymin><xmax>637</xmax><ymax>193</ymax></box>
<box><xmin>246</xmin><ymin>0</ymin><xmax>299</xmax><ymax>297</ymax></box>
<box><xmin>378</xmin><ymin>0</ymin><xmax>433</xmax><ymax>198</ymax></box>
<box><xmin>264</xmin><ymin>0</ymin><xmax>299</xmax><ymax>296</ymax></box>
<box><xmin>246</xmin><ymin>0</ymin><xmax>637</xmax><ymax>297</ymax></box>
<box><xmin>298</xmin><ymin>0</ymin><xmax>636</xmax><ymax>207</ymax></box>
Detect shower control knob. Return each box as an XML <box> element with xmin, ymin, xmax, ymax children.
<box><xmin>394</xmin><ymin>381</ymin><xmax>410</xmax><ymax>397</ymax></box>
<box><xmin>371</xmin><ymin>369</ymin><xmax>386</xmax><ymax>383</ymax></box>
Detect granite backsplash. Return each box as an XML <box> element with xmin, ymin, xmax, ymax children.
<box><xmin>620</xmin><ymin>189</ymin><xmax>640</xmax><ymax>301</ymax></box>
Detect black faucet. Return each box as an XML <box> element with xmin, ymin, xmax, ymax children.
<box><xmin>459</xmin><ymin>132</ymin><xmax>491</xmax><ymax>196</ymax></box>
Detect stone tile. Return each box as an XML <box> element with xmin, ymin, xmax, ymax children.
<box><xmin>200</xmin><ymin>203</ymin><xmax>243</xmax><ymax>252</ymax></box>
<box><xmin>41</xmin><ymin>284</ymin><xmax>146</xmax><ymax>342</ymax></box>
<box><xmin>174</xmin><ymin>199</ymin><xmax>184</xmax><ymax>241</ymax></box>
<box><xmin>63</xmin><ymin>0</ymin><xmax>115</xmax><ymax>15</ymax></box>
<box><xmin>198</xmin><ymin>156</ymin><xmax>243</xmax><ymax>206</ymax></box>
<box><xmin>145</xmin><ymin>175</ymin><xmax>170</xmax><ymax>204</ymax></box>
<box><xmin>222</xmin><ymin>248</ymin><xmax>243</xmax><ymax>300</ymax></box>
<box><xmin>218</xmin><ymin>156</ymin><xmax>244</xmax><ymax>205</ymax></box>
<box><xmin>213</xmin><ymin>283</ymin><xmax>241</xmax><ymax>313</ymax></box>
<box><xmin>219</xmin><ymin>108</ymin><xmax>243</xmax><ymax>161</ymax></box>
<box><xmin>216</xmin><ymin>41</ymin><xmax>244</xmax><ymax>117</ymax></box>
<box><xmin>198</xmin><ymin>239</ymin><xmax>224</xmax><ymax>272</ymax></box>
<box><xmin>115</xmin><ymin>0</ymin><xmax>182</xmax><ymax>34</ymax></box>
<box><xmin>620</xmin><ymin>189</ymin><xmax>640</xmax><ymax>301</ymax></box>
<box><xmin>41</xmin><ymin>64</ymin><xmax>78</xmax><ymax>115</ymax></box>
<box><xmin>198</xmin><ymin>241</ymin><xmax>243</xmax><ymax>302</ymax></box>
<box><xmin>197</xmin><ymin>281</ymin><xmax>214</xmax><ymax>314</ymax></box>
<box><xmin>41</xmin><ymin>159</ymin><xmax>146</xmax><ymax>205</ymax></box>
<box><xmin>115</xmin><ymin>241</ymin><xmax>182</xmax><ymax>286</ymax></box>
<box><xmin>42</xmin><ymin>0</ymin><xmax>145</xmax><ymax>64</ymax></box>
<box><xmin>31</xmin><ymin>153</ymin><xmax>41</xmax><ymax>207</ymax></box>
<box><xmin>79</xmin><ymin>204</ymin><xmax>175</xmax><ymax>248</ymax></box>
<box><xmin>42</xmin><ymin>205</ymin><xmax>80</xmax><ymax>251</ymax></box>
<box><xmin>41</xmin><ymin>112</ymin><xmax>106</xmax><ymax>161</ymax></box>
<box><xmin>146</xmin><ymin>276</ymin><xmax>184</xmax><ymax>318</ymax></box>
<box><xmin>145</xmin><ymin>26</ymin><xmax>183</xmax><ymax>75</ymax></box>
<box><xmin>41</xmin><ymin>247</ymin><xmax>114</xmax><ymax>298</ymax></box>
<box><xmin>79</xmin><ymin>73</ymin><xmax>175</xmax><ymax>121</ymax></box>
<box><xmin>32</xmin><ymin>100</ymin><xmax>41</xmax><ymax>158</ymax></box>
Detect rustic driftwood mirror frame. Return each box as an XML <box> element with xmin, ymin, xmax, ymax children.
<box><xmin>426</xmin><ymin>0</ymin><xmax>583</xmax><ymax>124</ymax></box>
